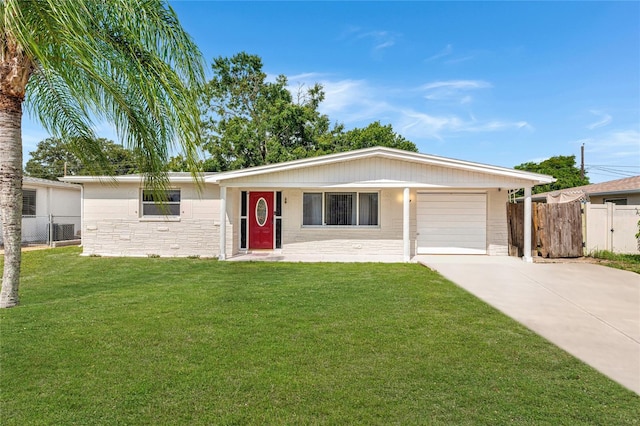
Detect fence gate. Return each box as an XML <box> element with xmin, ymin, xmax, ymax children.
<box><xmin>507</xmin><ymin>201</ymin><xmax>583</xmax><ymax>258</ymax></box>
<box><xmin>585</xmin><ymin>203</ymin><xmax>640</xmax><ymax>254</ymax></box>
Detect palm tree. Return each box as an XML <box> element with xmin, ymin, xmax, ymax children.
<box><xmin>0</xmin><ymin>0</ymin><xmax>205</xmax><ymax>308</ymax></box>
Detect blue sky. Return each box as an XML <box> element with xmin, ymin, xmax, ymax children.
<box><xmin>22</xmin><ymin>1</ymin><xmax>640</xmax><ymax>182</ymax></box>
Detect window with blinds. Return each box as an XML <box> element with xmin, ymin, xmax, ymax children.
<box><xmin>22</xmin><ymin>189</ymin><xmax>36</xmax><ymax>216</ymax></box>
<box><xmin>303</xmin><ymin>191</ymin><xmax>379</xmax><ymax>226</ymax></box>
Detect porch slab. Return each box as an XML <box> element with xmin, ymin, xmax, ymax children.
<box><xmin>227</xmin><ymin>252</ymin><xmax>405</xmax><ymax>263</ymax></box>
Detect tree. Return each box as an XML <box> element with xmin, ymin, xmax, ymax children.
<box><xmin>200</xmin><ymin>52</ymin><xmax>336</xmax><ymax>170</ymax></box>
<box><xmin>25</xmin><ymin>137</ymin><xmax>139</xmax><ymax>180</ymax></box>
<box><xmin>1</xmin><ymin>0</ymin><xmax>204</xmax><ymax>308</ymax></box>
<box><xmin>201</xmin><ymin>53</ymin><xmax>417</xmax><ymax>171</ymax></box>
<box><xmin>318</xmin><ymin>121</ymin><xmax>417</xmax><ymax>154</ymax></box>
<box><xmin>514</xmin><ymin>155</ymin><xmax>590</xmax><ymax>194</ymax></box>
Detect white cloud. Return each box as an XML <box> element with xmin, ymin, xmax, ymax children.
<box><xmin>288</xmin><ymin>72</ymin><xmax>324</xmax><ymax>81</ymax></box>
<box><xmin>587</xmin><ymin>110</ymin><xmax>612</xmax><ymax>130</ymax></box>
<box><xmin>421</xmin><ymin>80</ymin><xmax>492</xmax><ymax>91</ymax></box>
<box><xmin>582</xmin><ymin>129</ymin><xmax>640</xmax><ymax>152</ymax></box>
<box><xmin>425</xmin><ymin>44</ymin><xmax>453</xmax><ymax>62</ymax></box>
<box><xmin>285</xmin><ymin>75</ymin><xmax>531</xmax><ymax>142</ymax></box>
<box><xmin>341</xmin><ymin>27</ymin><xmax>398</xmax><ymax>55</ymax></box>
<box><xmin>421</xmin><ymin>80</ymin><xmax>492</xmax><ymax>103</ymax></box>
<box><xmin>375</xmin><ymin>41</ymin><xmax>395</xmax><ymax>50</ymax></box>
<box><xmin>397</xmin><ymin>110</ymin><xmax>532</xmax><ymax>140</ymax></box>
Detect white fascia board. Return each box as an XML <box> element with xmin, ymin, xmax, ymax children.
<box><xmin>210</xmin><ymin>147</ymin><xmax>555</xmax><ymax>185</ymax></box>
<box><xmin>23</xmin><ymin>176</ymin><xmax>81</xmax><ymax>190</ymax></box>
<box><xmin>59</xmin><ymin>174</ymin><xmax>203</xmax><ymax>184</ymax></box>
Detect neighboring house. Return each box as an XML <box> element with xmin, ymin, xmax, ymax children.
<box><xmin>61</xmin><ymin>147</ymin><xmax>553</xmax><ymax>261</ymax></box>
<box><xmin>530</xmin><ymin>175</ymin><xmax>640</xmax><ymax>204</ymax></box>
<box><xmin>0</xmin><ymin>176</ymin><xmax>81</xmax><ymax>245</ymax></box>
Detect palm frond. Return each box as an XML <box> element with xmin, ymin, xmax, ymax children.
<box><xmin>4</xmin><ymin>0</ymin><xmax>205</xmax><ymax>188</ymax></box>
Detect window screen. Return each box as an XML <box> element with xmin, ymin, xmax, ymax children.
<box><xmin>325</xmin><ymin>192</ymin><xmax>356</xmax><ymax>225</ymax></box>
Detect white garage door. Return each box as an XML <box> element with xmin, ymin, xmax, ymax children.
<box><xmin>416</xmin><ymin>193</ymin><xmax>487</xmax><ymax>254</ymax></box>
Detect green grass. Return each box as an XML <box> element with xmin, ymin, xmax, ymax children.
<box><xmin>1</xmin><ymin>247</ymin><xmax>638</xmax><ymax>425</ymax></box>
<box><xmin>589</xmin><ymin>250</ymin><xmax>640</xmax><ymax>274</ymax></box>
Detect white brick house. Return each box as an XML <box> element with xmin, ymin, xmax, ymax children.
<box><xmin>0</xmin><ymin>177</ymin><xmax>81</xmax><ymax>245</ymax></box>
<box><xmin>61</xmin><ymin>147</ymin><xmax>554</xmax><ymax>261</ymax></box>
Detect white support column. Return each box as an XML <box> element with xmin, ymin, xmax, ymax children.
<box><xmin>403</xmin><ymin>187</ymin><xmax>410</xmax><ymax>262</ymax></box>
<box><xmin>219</xmin><ymin>186</ymin><xmax>227</xmax><ymax>260</ymax></box>
<box><xmin>523</xmin><ymin>186</ymin><xmax>533</xmax><ymax>263</ymax></box>
<box><xmin>79</xmin><ymin>185</ymin><xmax>84</xmax><ymax>247</ymax></box>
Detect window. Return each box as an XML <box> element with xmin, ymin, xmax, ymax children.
<box><xmin>359</xmin><ymin>193</ymin><xmax>379</xmax><ymax>226</ymax></box>
<box><xmin>303</xmin><ymin>191</ymin><xmax>379</xmax><ymax>226</ymax></box>
<box><xmin>141</xmin><ymin>189</ymin><xmax>180</xmax><ymax>216</ymax></box>
<box><xmin>303</xmin><ymin>193</ymin><xmax>323</xmax><ymax>225</ymax></box>
<box><xmin>22</xmin><ymin>189</ymin><xmax>36</xmax><ymax>216</ymax></box>
<box><xmin>604</xmin><ymin>198</ymin><xmax>627</xmax><ymax>205</ymax></box>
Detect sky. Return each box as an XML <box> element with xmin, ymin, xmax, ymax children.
<box><xmin>21</xmin><ymin>1</ymin><xmax>640</xmax><ymax>183</ymax></box>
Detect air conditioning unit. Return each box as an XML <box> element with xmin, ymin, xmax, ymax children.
<box><xmin>49</xmin><ymin>224</ymin><xmax>75</xmax><ymax>241</ymax></box>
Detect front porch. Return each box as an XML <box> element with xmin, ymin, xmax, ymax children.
<box><xmin>226</xmin><ymin>250</ymin><xmax>406</xmax><ymax>263</ymax></box>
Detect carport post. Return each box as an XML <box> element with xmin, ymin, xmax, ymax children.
<box><xmin>403</xmin><ymin>187</ymin><xmax>410</xmax><ymax>262</ymax></box>
<box><xmin>219</xmin><ymin>186</ymin><xmax>227</xmax><ymax>260</ymax></box>
<box><xmin>523</xmin><ymin>186</ymin><xmax>533</xmax><ymax>263</ymax></box>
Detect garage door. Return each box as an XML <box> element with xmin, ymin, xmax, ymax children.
<box><xmin>416</xmin><ymin>193</ymin><xmax>487</xmax><ymax>254</ymax></box>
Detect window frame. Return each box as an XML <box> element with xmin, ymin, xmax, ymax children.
<box><xmin>302</xmin><ymin>191</ymin><xmax>380</xmax><ymax>227</ymax></box>
<box><xmin>140</xmin><ymin>189</ymin><xmax>181</xmax><ymax>218</ymax></box>
<box><xmin>22</xmin><ymin>189</ymin><xmax>37</xmax><ymax>217</ymax></box>
<box><xmin>603</xmin><ymin>198</ymin><xmax>627</xmax><ymax>205</ymax></box>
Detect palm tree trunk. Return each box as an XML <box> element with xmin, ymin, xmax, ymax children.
<box><xmin>0</xmin><ymin>93</ymin><xmax>23</xmax><ymax>308</ymax></box>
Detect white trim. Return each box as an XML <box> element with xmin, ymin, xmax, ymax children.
<box><xmin>23</xmin><ymin>176</ymin><xmax>81</xmax><ymax>190</ymax></box>
<box><xmin>58</xmin><ymin>147</ymin><xmax>555</xmax><ymax>187</ymax></box>
<box><xmin>60</xmin><ymin>173</ymin><xmax>212</xmax><ymax>184</ymax></box>
<box><xmin>523</xmin><ymin>186</ymin><xmax>533</xmax><ymax>263</ymax></box>
<box><xmin>210</xmin><ymin>147</ymin><xmax>555</xmax><ymax>185</ymax></box>
<box><xmin>219</xmin><ymin>186</ymin><xmax>227</xmax><ymax>260</ymax></box>
<box><xmin>403</xmin><ymin>187</ymin><xmax>410</xmax><ymax>262</ymax></box>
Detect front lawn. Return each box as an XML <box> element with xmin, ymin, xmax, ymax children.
<box><xmin>1</xmin><ymin>247</ymin><xmax>638</xmax><ymax>425</ymax></box>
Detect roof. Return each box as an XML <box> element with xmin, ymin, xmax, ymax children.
<box><xmin>209</xmin><ymin>146</ymin><xmax>555</xmax><ymax>185</ymax></box>
<box><xmin>531</xmin><ymin>175</ymin><xmax>640</xmax><ymax>201</ymax></box>
<box><xmin>60</xmin><ymin>147</ymin><xmax>555</xmax><ymax>187</ymax></box>
<box><xmin>60</xmin><ymin>172</ymin><xmax>218</xmax><ymax>184</ymax></box>
<box><xmin>23</xmin><ymin>176</ymin><xmax>81</xmax><ymax>190</ymax></box>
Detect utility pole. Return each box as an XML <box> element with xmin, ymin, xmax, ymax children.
<box><xmin>580</xmin><ymin>143</ymin><xmax>585</xmax><ymax>179</ymax></box>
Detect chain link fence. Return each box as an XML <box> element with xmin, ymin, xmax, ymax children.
<box><xmin>0</xmin><ymin>215</ymin><xmax>81</xmax><ymax>247</ymax></box>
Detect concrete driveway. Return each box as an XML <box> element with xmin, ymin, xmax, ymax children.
<box><xmin>417</xmin><ymin>255</ymin><xmax>640</xmax><ymax>395</ymax></box>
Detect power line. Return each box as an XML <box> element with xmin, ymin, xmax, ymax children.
<box><xmin>585</xmin><ymin>166</ymin><xmax>639</xmax><ymax>178</ymax></box>
<box><xmin>586</xmin><ymin>164</ymin><xmax>640</xmax><ymax>168</ymax></box>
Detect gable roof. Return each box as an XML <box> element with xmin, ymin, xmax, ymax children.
<box><xmin>209</xmin><ymin>146</ymin><xmax>555</xmax><ymax>185</ymax></box>
<box><xmin>23</xmin><ymin>176</ymin><xmax>81</xmax><ymax>190</ymax></box>
<box><xmin>60</xmin><ymin>147</ymin><xmax>555</xmax><ymax>187</ymax></box>
<box><xmin>531</xmin><ymin>175</ymin><xmax>640</xmax><ymax>201</ymax></box>
<box><xmin>59</xmin><ymin>172</ymin><xmax>217</xmax><ymax>184</ymax></box>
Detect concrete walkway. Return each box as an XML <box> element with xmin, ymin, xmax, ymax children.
<box><xmin>417</xmin><ymin>255</ymin><xmax>640</xmax><ymax>395</ymax></box>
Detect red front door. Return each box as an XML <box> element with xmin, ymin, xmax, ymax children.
<box><xmin>249</xmin><ymin>192</ymin><xmax>274</xmax><ymax>249</ymax></box>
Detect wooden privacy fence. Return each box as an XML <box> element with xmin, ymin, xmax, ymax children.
<box><xmin>507</xmin><ymin>201</ymin><xmax>583</xmax><ymax>258</ymax></box>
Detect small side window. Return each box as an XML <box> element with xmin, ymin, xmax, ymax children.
<box><xmin>22</xmin><ymin>189</ymin><xmax>37</xmax><ymax>216</ymax></box>
<box><xmin>141</xmin><ymin>189</ymin><xmax>181</xmax><ymax>216</ymax></box>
